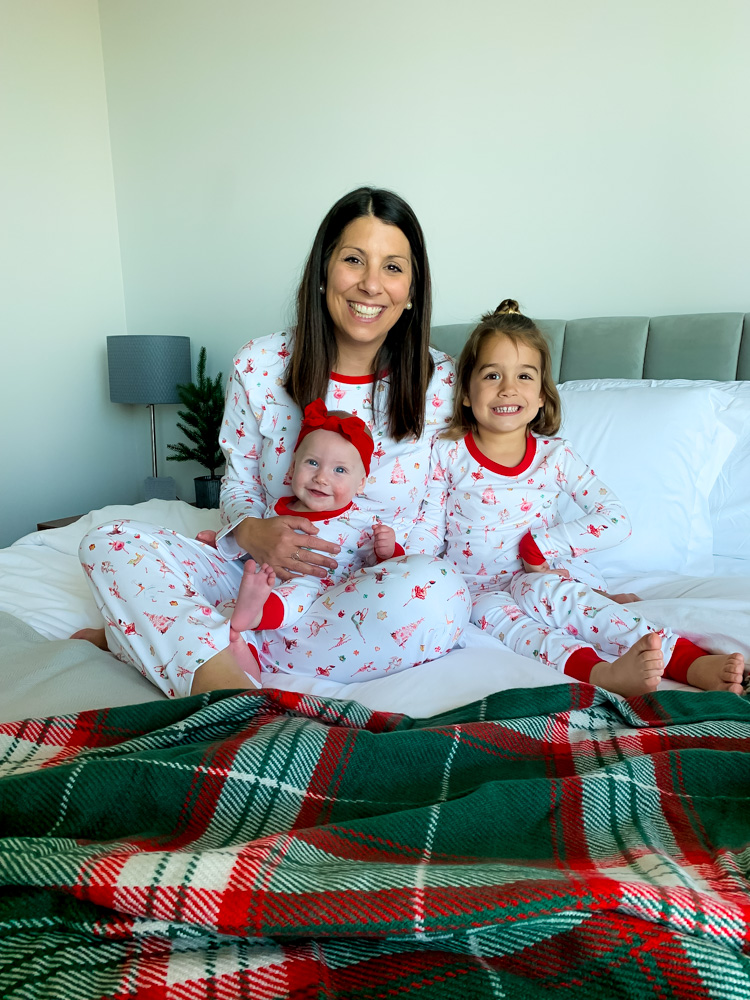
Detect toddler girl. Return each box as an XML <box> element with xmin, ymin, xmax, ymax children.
<box><xmin>413</xmin><ymin>300</ymin><xmax>745</xmax><ymax>697</ymax></box>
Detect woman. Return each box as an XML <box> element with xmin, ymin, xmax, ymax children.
<box><xmin>78</xmin><ymin>187</ymin><xmax>469</xmax><ymax>696</ymax></box>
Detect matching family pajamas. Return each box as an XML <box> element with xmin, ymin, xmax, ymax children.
<box><xmin>409</xmin><ymin>432</ymin><xmax>681</xmax><ymax>674</ymax></box>
<box><xmin>80</xmin><ymin>332</ymin><xmax>470</xmax><ymax>696</ymax></box>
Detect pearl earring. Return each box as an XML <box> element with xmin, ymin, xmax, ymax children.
<box><xmin>319</xmin><ymin>284</ymin><xmax>325</xmax><ymax>294</ymax></box>
<box><xmin>405</xmin><ymin>301</ymin><xmax>413</xmax><ymax>310</ymax></box>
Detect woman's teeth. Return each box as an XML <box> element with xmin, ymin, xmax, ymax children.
<box><xmin>350</xmin><ymin>303</ymin><xmax>383</xmax><ymax>318</ymax></box>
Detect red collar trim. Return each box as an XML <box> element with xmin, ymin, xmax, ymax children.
<box><xmin>274</xmin><ymin>495</ymin><xmax>353</xmax><ymax>521</ymax></box>
<box><xmin>331</xmin><ymin>371</ymin><xmax>375</xmax><ymax>385</ymax></box>
<box><xmin>330</xmin><ymin>369</ymin><xmax>388</xmax><ymax>385</ymax></box>
<box><xmin>465</xmin><ymin>432</ymin><xmax>537</xmax><ymax>476</ymax></box>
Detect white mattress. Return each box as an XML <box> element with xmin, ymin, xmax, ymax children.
<box><xmin>0</xmin><ymin>500</ymin><xmax>748</xmax><ymax>723</ymax></box>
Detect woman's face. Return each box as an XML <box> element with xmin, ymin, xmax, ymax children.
<box><xmin>325</xmin><ymin>215</ymin><xmax>413</xmax><ymax>360</ymax></box>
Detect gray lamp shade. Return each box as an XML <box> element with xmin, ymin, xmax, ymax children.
<box><xmin>107</xmin><ymin>335</ymin><xmax>192</xmax><ymax>404</ymax></box>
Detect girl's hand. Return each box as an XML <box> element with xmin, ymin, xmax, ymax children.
<box><xmin>373</xmin><ymin>522</ymin><xmax>397</xmax><ymax>561</ymax></box>
<box><xmin>522</xmin><ymin>557</ymin><xmax>571</xmax><ymax>579</ymax></box>
<box><xmin>233</xmin><ymin>516</ymin><xmax>340</xmax><ymax>582</ymax></box>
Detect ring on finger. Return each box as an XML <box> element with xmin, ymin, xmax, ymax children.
<box><xmin>293</xmin><ymin>548</ymin><xmax>301</xmax><ymax>562</ymax></box>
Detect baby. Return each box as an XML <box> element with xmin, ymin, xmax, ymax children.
<box><xmin>198</xmin><ymin>399</ymin><xmax>402</xmax><ymax>684</ymax></box>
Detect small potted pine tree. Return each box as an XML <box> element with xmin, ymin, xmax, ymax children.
<box><xmin>166</xmin><ymin>346</ymin><xmax>225</xmax><ymax>508</ymax></box>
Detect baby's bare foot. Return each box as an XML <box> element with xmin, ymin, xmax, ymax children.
<box><xmin>589</xmin><ymin>632</ymin><xmax>664</xmax><ymax>698</ymax></box>
<box><xmin>686</xmin><ymin>652</ymin><xmax>745</xmax><ymax>695</ymax></box>
<box><xmin>70</xmin><ymin>627</ymin><xmax>108</xmax><ymax>650</ymax></box>
<box><xmin>231</xmin><ymin>560</ymin><xmax>276</xmax><ymax>632</ymax></box>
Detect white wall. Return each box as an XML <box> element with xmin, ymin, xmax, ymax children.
<box><xmin>96</xmin><ymin>0</ymin><xmax>750</xmax><ymax>500</ymax></box>
<box><xmin>2</xmin><ymin>0</ymin><xmax>749</xmax><ymax>541</ymax></box>
<box><xmin>0</xmin><ymin>0</ymin><xmax>136</xmax><ymax>546</ymax></box>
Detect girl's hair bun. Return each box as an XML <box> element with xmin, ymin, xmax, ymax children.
<box><xmin>494</xmin><ymin>298</ymin><xmax>521</xmax><ymax>315</ymax></box>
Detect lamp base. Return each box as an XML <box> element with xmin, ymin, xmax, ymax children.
<box><xmin>144</xmin><ymin>476</ymin><xmax>177</xmax><ymax>501</ymax></box>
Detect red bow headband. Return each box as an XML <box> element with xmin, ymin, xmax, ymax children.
<box><xmin>295</xmin><ymin>399</ymin><xmax>374</xmax><ymax>475</ymax></box>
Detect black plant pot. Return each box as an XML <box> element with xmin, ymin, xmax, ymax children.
<box><xmin>194</xmin><ymin>476</ymin><xmax>221</xmax><ymax>509</ymax></box>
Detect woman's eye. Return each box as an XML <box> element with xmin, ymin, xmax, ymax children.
<box><xmin>344</xmin><ymin>255</ymin><xmax>362</xmax><ymax>265</ymax></box>
<box><xmin>386</xmin><ymin>263</ymin><xmax>403</xmax><ymax>273</ymax></box>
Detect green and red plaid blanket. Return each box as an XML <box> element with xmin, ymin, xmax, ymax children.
<box><xmin>1</xmin><ymin>683</ymin><xmax>750</xmax><ymax>999</ymax></box>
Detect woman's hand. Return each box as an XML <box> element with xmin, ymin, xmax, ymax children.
<box><xmin>595</xmin><ymin>589</ymin><xmax>640</xmax><ymax>605</ymax></box>
<box><xmin>522</xmin><ymin>557</ymin><xmax>571</xmax><ymax>579</ymax></box>
<box><xmin>233</xmin><ymin>516</ymin><xmax>340</xmax><ymax>582</ymax></box>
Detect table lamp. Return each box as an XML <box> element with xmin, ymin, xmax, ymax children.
<box><xmin>107</xmin><ymin>335</ymin><xmax>192</xmax><ymax>500</ymax></box>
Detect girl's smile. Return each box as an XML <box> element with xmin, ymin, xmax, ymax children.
<box><xmin>464</xmin><ymin>334</ymin><xmax>545</xmax><ymax>460</ymax></box>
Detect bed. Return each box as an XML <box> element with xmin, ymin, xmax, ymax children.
<box><xmin>1</xmin><ymin>312</ymin><xmax>749</xmax><ymax>997</ymax></box>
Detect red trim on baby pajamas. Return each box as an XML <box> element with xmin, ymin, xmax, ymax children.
<box><xmin>274</xmin><ymin>496</ymin><xmax>354</xmax><ymax>520</ymax></box>
<box><xmin>255</xmin><ymin>592</ymin><xmax>285</xmax><ymax>630</ymax></box>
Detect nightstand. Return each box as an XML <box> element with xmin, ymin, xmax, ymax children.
<box><xmin>37</xmin><ymin>515</ymin><xmax>84</xmax><ymax>531</ymax></box>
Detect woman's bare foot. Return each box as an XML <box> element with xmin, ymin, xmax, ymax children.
<box><xmin>686</xmin><ymin>652</ymin><xmax>745</xmax><ymax>695</ymax></box>
<box><xmin>589</xmin><ymin>632</ymin><xmax>664</xmax><ymax>697</ymax></box>
<box><xmin>70</xmin><ymin>627</ymin><xmax>108</xmax><ymax>650</ymax></box>
<box><xmin>231</xmin><ymin>560</ymin><xmax>276</xmax><ymax>631</ymax></box>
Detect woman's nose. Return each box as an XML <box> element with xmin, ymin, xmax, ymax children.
<box><xmin>359</xmin><ymin>263</ymin><xmax>383</xmax><ymax>296</ymax></box>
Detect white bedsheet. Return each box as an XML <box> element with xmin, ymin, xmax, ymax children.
<box><xmin>0</xmin><ymin>500</ymin><xmax>748</xmax><ymax>722</ymax></box>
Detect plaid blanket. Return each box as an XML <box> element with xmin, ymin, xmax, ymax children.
<box><xmin>1</xmin><ymin>684</ymin><xmax>750</xmax><ymax>999</ymax></box>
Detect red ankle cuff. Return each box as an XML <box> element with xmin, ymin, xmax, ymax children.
<box><xmin>256</xmin><ymin>592</ymin><xmax>285</xmax><ymax>630</ymax></box>
<box><xmin>564</xmin><ymin>647</ymin><xmax>604</xmax><ymax>683</ymax></box>
<box><xmin>665</xmin><ymin>637</ymin><xmax>707</xmax><ymax>684</ymax></box>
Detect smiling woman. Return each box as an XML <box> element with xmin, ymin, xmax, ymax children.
<box><xmin>75</xmin><ymin>187</ymin><xmax>469</xmax><ymax>698</ymax></box>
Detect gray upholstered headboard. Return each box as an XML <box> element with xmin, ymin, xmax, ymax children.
<box><xmin>431</xmin><ymin>313</ymin><xmax>750</xmax><ymax>383</ymax></box>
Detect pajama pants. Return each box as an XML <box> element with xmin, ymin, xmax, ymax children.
<box><xmin>79</xmin><ymin>520</ymin><xmax>470</xmax><ymax>697</ymax></box>
<box><xmin>471</xmin><ymin>572</ymin><xmax>679</xmax><ymax>674</ymax></box>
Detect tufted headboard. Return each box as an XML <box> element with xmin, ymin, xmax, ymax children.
<box><xmin>431</xmin><ymin>313</ymin><xmax>750</xmax><ymax>383</ymax></box>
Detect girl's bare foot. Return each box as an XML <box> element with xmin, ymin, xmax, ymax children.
<box><xmin>686</xmin><ymin>652</ymin><xmax>745</xmax><ymax>695</ymax></box>
<box><xmin>70</xmin><ymin>627</ymin><xmax>108</xmax><ymax>650</ymax></box>
<box><xmin>231</xmin><ymin>560</ymin><xmax>276</xmax><ymax>631</ymax></box>
<box><xmin>589</xmin><ymin>632</ymin><xmax>664</xmax><ymax>697</ymax></box>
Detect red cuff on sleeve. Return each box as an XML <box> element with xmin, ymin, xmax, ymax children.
<box><xmin>391</xmin><ymin>543</ymin><xmax>405</xmax><ymax>558</ymax></box>
<box><xmin>664</xmin><ymin>637</ymin><xmax>707</xmax><ymax>684</ymax></box>
<box><xmin>255</xmin><ymin>592</ymin><xmax>285</xmax><ymax>630</ymax></box>
<box><xmin>519</xmin><ymin>531</ymin><xmax>544</xmax><ymax>566</ymax></box>
<box><xmin>564</xmin><ymin>647</ymin><xmax>604</xmax><ymax>684</ymax></box>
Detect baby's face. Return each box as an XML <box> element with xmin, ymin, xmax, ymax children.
<box><xmin>291</xmin><ymin>429</ymin><xmax>366</xmax><ymax>512</ymax></box>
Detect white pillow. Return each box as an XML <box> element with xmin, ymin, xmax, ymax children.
<box><xmin>560</xmin><ymin>379</ymin><xmax>750</xmax><ymax>569</ymax></box>
<box><xmin>557</xmin><ymin>382</ymin><xmax>737</xmax><ymax>578</ymax></box>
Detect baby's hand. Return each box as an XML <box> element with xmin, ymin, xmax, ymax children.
<box><xmin>522</xmin><ymin>557</ymin><xmax>570</xmax><ymax>579</ymax></box>
<box><xmin>373</xmin><ymin>522</ymin><xmax>397</xmax><ymax>560</ymax></box>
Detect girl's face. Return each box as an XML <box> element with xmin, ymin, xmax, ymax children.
<box><xmin>464</xmin><ymin>334</ymin><xmax>545</xmax><ymax>446</ymax></box>
<box><xmin>291</xmin><ymin>429</ymin><xmax>366</xmax><ymax>512</ymax></box>
<box><xmin>325</xmin><ymin>215</ymin><xmax>413</xmax><ymax>362</ymax></box>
